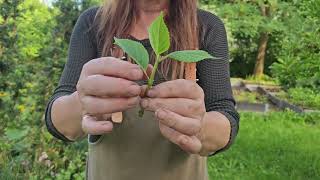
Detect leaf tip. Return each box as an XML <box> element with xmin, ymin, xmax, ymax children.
<box><xmin>113</xmin><ymin>37</ymin><xmax>119</xmax><ymax>44</ymax></box>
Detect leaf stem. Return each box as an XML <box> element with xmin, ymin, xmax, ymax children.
<box><xmin>142</xmin><ymin>70</ymin><xmax>150</xmax><ymax>79</ymax></box>
<box><xmin>159</xmin><ymin>55</ymin><xmax>168</xmax><ymax>62</ymax></box>
<box><xmin>139</xmin><ymin>54</ymin><xmax>161</xmax><ymax>117</ymax></box>
<box><xmin>148</xmin><ymin>54</ymin><xmax>161</xmax><ymax>88</ymax></box>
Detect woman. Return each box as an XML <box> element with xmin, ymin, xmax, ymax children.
<box><xmin>45</xmin><ymin>0</ymin><xmax>239</xmax><ymax>179</ymax></box>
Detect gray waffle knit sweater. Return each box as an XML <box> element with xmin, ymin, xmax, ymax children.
<box><xmin>45</xmin><ymin>7</ymin><xmax>239</xmax><ymax>154</ymax></box>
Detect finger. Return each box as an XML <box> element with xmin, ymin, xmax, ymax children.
<box><xmin>141</xmin><ymin>98</ymin><xmax>205</xmax><ymax>119</ymax></box>
<box><xmin>155</xmin><ymin>109</ymin><xmax>201</xmax><ymax>136</ymax></box>
<box><xmin>82</xmin><ymin>115</ymin><xmax>113</xmax><ymax>135</ymax></box>
<box><xmin>140</xmin><ymin>85</ymin><xmax>148</xmax><ymax>97</ymax></box>
<box><xmin>159</xmin><ymin>123</ymin><xmax>202</xmax><ymax>154</ymax></box>
<box><xmin>79</xmin><ymin>75</ymin><xmax>141</xmax><ymax>97</ymax></box>
<box><xmin>146</xmin><ymin>79</ymin><xmax>204</xmax><ymax>99</ymax></box>
<box><xmin>82</xmin><ymin>96</ymin><xmax>140</xmax><ymax>115</ymax></box>
<box><xmin>143</xmin><ymin>64</ymin><xmax>153</xmax><ymax>80</ymax></box>
<box><xmin>83</xmin><ymin>57</ymin><xmax>143</xmax><ymax>80</ymax></box>
<box><xmin>95</xmin><ymin>114</ymin><xmax>112</xmax><ymax>121</ymax></box>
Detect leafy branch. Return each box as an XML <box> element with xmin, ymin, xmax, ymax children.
<box><xmin>114</xmin><ymin>12</ymin><xmax>214</xmax><ymax>117</ymax></box>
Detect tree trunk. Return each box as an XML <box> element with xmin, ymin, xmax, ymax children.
<box><xmin>254</xmin><ymin>3</ymin><xmax>270</xmax><ymax>77</ymax></box>
<box><xmin>254</xmin><ymin>32</ymin><xmax>269</xmax><ymax>77</ymax></box>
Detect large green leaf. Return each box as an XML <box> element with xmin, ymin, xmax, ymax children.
<box><xmin>114</xmin><ymin>38</ymin><xmax>149</xmax><ymax>70</ymax></box>
<box><xmin>148</xmin><ymin>12</ymin><xmax>170</xmax><ymax>56</ymax></box>
<box><xmin>5</xmin><ymin>128</ymin><xmax>29</xmax><ymax>141</ymax></box>
<box><xmin>167</xmin><ymin>50</ymin><xmax>215</xmax><ymax>62</ymax></box>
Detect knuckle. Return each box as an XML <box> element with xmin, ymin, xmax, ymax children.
<box><xmin>76</xmin><ymin>81</ymin><xmax>84</xmax><ymax>93</ymax></box>
<box><xmin>193</xmin><ymin>100</ymin><xmax>205</xmax><ymax>114</ymax></box>
<box><xmin>178</xmin><ymin>135</ymin><xmax>189</xmax><ymax>146</ymax></box>
<box><xmin>155</xmin><ymin>100</ymin><xmax>165</xmax><ymax>109</ymax></box>
<box><xmin>126</xmin><ymin>97</ymin><xmax>139</xmax><ymax>107</ymax></box>
<box><xmin>166</xmin><ymin>116</ymin><xmax>177</xmax><ymax>128</ymax></box>
<box><xmin>103</xmin><ymin>57</ymin><xmax>117</xmax><ymax>66</ymax></box>
<box><xmin>77</xmin><ymin>78</ymin><xmax>90</xmax><ymax>94</ymax></box>
<box><xmin>82</xmin><ymin>97</ymin><xmax>98</xmax><ymax>114</ymax></box>
<box><xmin>186</xmin><ymin>103</ymin><xmax>194</xmax><ymax>111</ymax></box>
<box><xmin>191</xmin><ymin>121</ymin><xmax>202</xmax><ymax>135</ymax></box>
<box><xmin>197</xmin><ymin>86</ymin><xmax>205</xmax><ymax>97</ymax></box>
<box><xmin>102</xmin><ymin>56</ymin><xmax>115</xmax><ymax>61</ymax></box>
<box><xmin>190</xmin><ymin>83</ymin><xmax>198</xmax><ymax>93</ymax></box>
<box><xmin>82</xmin><ymin>61</ymin><xmax>94</xmax><ymax>73</ymax></box>
<box><xmin>198</xmin><ymin>84</ymin><xmax>204</xmax><ymax>92</ymax></box>
<box><xmin>83</xmin><ymin>58</ymin><xmax>103</xmax><ymax>73</ymax></box>
<box><xmin>175</xmin><ymin>79</ymin><xmax>187</xmax><ymax>87</ymax></box>
<box><xmin>159</xmin><ymin>124</ymin><xmax>166</xmax><ymax>135</ymax></box>
<box><xmin>117</xmin><ymin>78</ymin><xmax>132</xmax><ymax>88</ymax></box>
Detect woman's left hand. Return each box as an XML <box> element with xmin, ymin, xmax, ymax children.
<box><xmin>141</xmin><ymin>79</ymin><xmax>206</xmax><ymax>154</ymax></box>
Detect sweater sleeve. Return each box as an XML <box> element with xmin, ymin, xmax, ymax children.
<box><xmin>45</xmin><ymin>7</ymin><xmax>99</xmax><ymax>142</ymax></box>
<box><xmin>196</xmin><ymin>10</ymin><xmax>240</xmax><ymax>155</ymax></box>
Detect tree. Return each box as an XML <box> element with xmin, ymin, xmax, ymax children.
<box><xmin>253</xmin><ymin>1</ymin><xmax>270</xmax><ymax>77</ymax></box>
<box><xmin>0</xmin><ymin>0</ymin><xmax>23</xmax><ymax>84</ymax></box>
<box><xmin>0</xmin><ymin>0</ymin><xmax>102</xmax><ymax>178</ymax></box>
<box><xmin>271</xmin><ymin>0</ymin><xmax>320</xmax><ymax>91</ymax></box>
<box><xmin>201</xmin><ymin>0</ymin><xmax>287</xmax><ymax>77</ymax></box>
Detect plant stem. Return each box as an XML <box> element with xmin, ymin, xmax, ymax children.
<box><xmin>139</xmin><ymin>55</ymin><xmax>161</xmax><ymax>117</ymax></box>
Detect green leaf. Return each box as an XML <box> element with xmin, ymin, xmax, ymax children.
<box><xmin>114</xmin><ymin>38</ymin><xmax>149</xmax><ymax>70</ymax></box>
<box><xmin>5</xmin><ymin>128</ymin><xmax>29</xmax><ymax>141</ymax></box>
<box><xmin>167</xmin><ymin>50</ymin><xmax>215</xmax><ymax>62</ymax></box>
<box><xmin>148</xmin><ymin>12</ymin><xmax>170</xmax><ymax>56</ymax></box>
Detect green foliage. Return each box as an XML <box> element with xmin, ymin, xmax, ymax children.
<box><xmin>167</xmin><ymin>50</ymin><xmax>213</xmax><ymax>63</ymax></box>
<box><xmin>202</xmin><ymin>0</ymin><xmax>288</xmax><ymax>77</ymax></box>
<box><xmin>148</xmin><ymin>12</ymin><xmax>170</xmax><ymax>56</ymax></box>
<box><xmin>208</xmin><ymin>112</ymin><xmax>320</xmax><ymax>179</ymax></box>
<box><xmin>0</xmin><ymin>0</ymin><xmax>100</xmax><ymax>178</ymax></box>
<box><xmin>202</xmin><ymin>1</ymin><xmax>319</xmax><ymax>92</ymax></box>
<box><xmin>114</xmin><ymin>38</ymin><xmax>149</xmax><ymax>70</ymax></box>
<box><xmin>0</xmin><ymin>0</ymin><xmax>319</xmax><ymax>178</ymax></box>
<box><xmin>277</xmin><ymin>88</ymin><xmax>320</xmax><ymax>110</ymax></box>
<box><xmin>4</xmin><ymin>128</ymin><xmax>29</xmax><ymax>141</ymax></box>
<box><xmin>287</xmin><ymin>88</ymin><xmax>320</xmax><ymax>110</ymax></box>
<box><xmin>270</xmin><ymin>0</ymin><xmax>320</xmax><ymax>92</ymax></box>
<box><xmin>244</xmin><ymin>74</ymin><xmax>279</xmax><ymax>86</ymax></box>
<box><xmin>233</xmin><ymin>90</ymin><xmax>268</xmax><ymax>104</ymax></box>
<box><xmin>16</xmin><ymin>0</ymin><xmax>58</xmax><ymax>58</ymax></box>
<box><xmin>115</xmin><ymin>12</ymin><xmax>214</xmax><ymax>116</ymax></box>
<box><xmin>115</xmin><ymin>12</ymin><xmax>214</xmax><ymax>86</ymax></box>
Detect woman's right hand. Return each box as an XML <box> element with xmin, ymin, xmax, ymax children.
<box><xmin>76</xmin><ymin>57</ymin><xmax>144</xmax><ymax>135</ymax></box>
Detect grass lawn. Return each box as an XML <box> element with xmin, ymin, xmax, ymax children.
<box><xmin>207</xmin><ymin>112</ymin><xmax>320</xmax><ymax>180</ymax></box>
<box><xmin>1</xmin><ymin>112</ymin><xmax>319</xmax><ymax>179</ymax></box>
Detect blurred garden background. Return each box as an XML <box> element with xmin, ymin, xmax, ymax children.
<box><xmin>0</xmin><ymin>0</ymin><xmax>319</xmax><ymax>179</ymax></box>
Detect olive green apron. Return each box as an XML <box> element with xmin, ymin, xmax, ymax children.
<box><xmin>86</xmin><ymin>106</ymin><xmax>209</xmax><ymax>180</ymax></box>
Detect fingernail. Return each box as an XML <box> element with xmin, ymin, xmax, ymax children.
<box><xmin>147</xmin><ymin>90</ymin><xmax>155</xmax><ymax>97</ymax></box>
<box><xmin>156</xmin><ymin>109</ymin><xmax>166</xmax><ymax>119</ymax></box>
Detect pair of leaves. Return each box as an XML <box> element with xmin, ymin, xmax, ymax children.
<box><xmin>114</xmin><ymin>12</ymin><xmax>169</xmax><ymax>71</ymax></box>
<box><xmin>114</xmin><ymin>12</ymin><xmax>214</xmax><ymax>72</ymax></box>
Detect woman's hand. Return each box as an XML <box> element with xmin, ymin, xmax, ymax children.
<box><xmin>141</xmin><ymin>79</ymin><xmax>207</xmax><ymax>154</ymax></box>
<box><xmin>77</xmin><ymin>57</ymin><xmax>144</xmax><ymax>135</ymax></box>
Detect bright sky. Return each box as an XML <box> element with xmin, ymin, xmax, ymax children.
<box><xmin>42</xmin><ymin>0</ymin><xmax>53</xmax><ymax>6</ymax></box>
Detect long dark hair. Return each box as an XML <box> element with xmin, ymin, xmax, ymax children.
<box><xmin>95</xmin><ymin>0</ymin><xmax>199</xmax><ymax>80</ymax></box>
